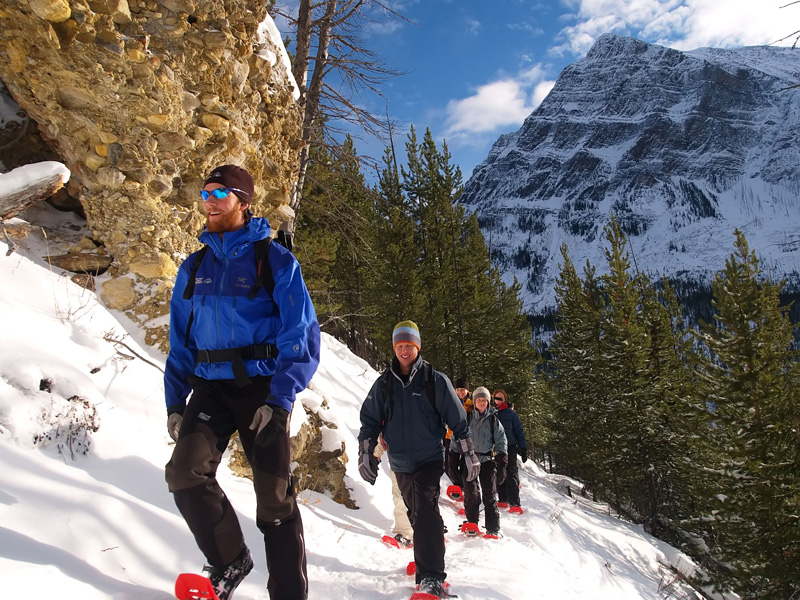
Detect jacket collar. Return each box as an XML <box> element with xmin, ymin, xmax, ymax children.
<box><xmin>199</xmin><ymin>217</ymin><xmax>271</xmax><ymax>257</ymax></box>
<box><xmin>390</xmin><ymin>354</ymin><xmax>423</xmax><ymax>385</ymax></box>
<box><xmin>474</xmin><ymin>405</ymin><xmax>497</xmax><ymax>421</ymax></box>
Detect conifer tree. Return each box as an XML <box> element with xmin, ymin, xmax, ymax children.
<box><xmin>365</xmin><ymin>145</ymin><xmax>423</xmax><ymax>362</ymax></box>
<box><xmin>696</xmin><ymin>230</ymin><xmax>800</xmax><ymax>598</ymax></box>
<box><xmin>295</xmin><ymin>142</ymin><xmax>343</xmax><ymax>323</ymax></box>
<box><xmin>637</xmin><ymin>278</ymin><xmax>709</xmax><ymax>540</ymax></box>
<box><xmin>296</xmin><ymin>136</ymin><xmax>375</xmax><ymax>358</ymax></box>
<box><xmin>325</xmin><ymin>137</ymin><xmax>375</xmax><ymax>358</ymax></box>
<box><xmin>401</xmin><ymin>126</ymin><xmax>463</xmax><ymax>371</ymax></box>
<box><xmin>549</xmin><ymin>219</ymin><xmax>707</xmax><ymax>533</ymax></box>
<box><xmin>548</xmin><ymin>245</ymin><xmax>609</xmax><ymax>484</ymax></box>
<box><xmin>596</xmin><ymin>217</ymin><xmax>652</xmax><ymax>514</ymax></box>
<box><xmin>397</xmin><ymin>127</ymin><xmax>537</xmax><ymax>397</ymax></box>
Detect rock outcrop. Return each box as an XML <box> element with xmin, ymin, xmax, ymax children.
<box><xmin>0</xmin><ymin>0</ymin><xmax>303</xmax><ymax>351</ymax></box>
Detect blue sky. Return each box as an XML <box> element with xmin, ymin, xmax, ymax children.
<box><xmin>275</xmin><ymin>0</ymin><xmax>796</xmax><ymax>181</ymax></box>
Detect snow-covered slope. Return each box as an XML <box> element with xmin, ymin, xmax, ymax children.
<box><xmin>0</xmin><ymin>196</ymin><xmax>719</xmax><ymax>599</ymax></box>
<box><xmin>462</xmin><ymin>34</ymin><xmax>800</xmax><ymax>315</ymax></box>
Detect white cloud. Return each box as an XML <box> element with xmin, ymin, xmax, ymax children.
<box><xmin>532</xmin><ymin>80</ymin><xmax>557</xmax><ymax>106</ymax></box>
<box><xmin>555</xmin><ymin>0</ymin><xmax>795</xmax><ymax>57</ymax></box>
<box><xmin>444</xmin><ymin>79</ymin><xmax>534</xmax><ymax>135</ymax></box>
<box><xmin>441</xmin><ymin>63</ymin><xmax>555</xmax><ymax>144</ymax></box>
<box><xmin>465</xmin><ymin>17</ymin><xmax>482</xmax><ymax>35</ymax></box>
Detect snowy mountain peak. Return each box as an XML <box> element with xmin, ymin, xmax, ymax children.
<box><xmin>462</xmin><ymin>35</ymin><xmax>800</xmax><ymax>316</ymax></box>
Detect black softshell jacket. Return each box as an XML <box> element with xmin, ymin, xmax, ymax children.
<box><xmin>359</xmin><ymin>355</ymin><xmax>469</xmax><ymax>473</ymax></box>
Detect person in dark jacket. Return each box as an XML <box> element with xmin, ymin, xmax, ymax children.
<box><xmin>444</xmin><ymin>377</ymin><xmax>472</xmax><ymax>491</ymax></box>
<box><xmin>492</xmin><ymin>388</ymin><xmax>528</xmax><ymax>511</ymax></box>
<box><xmin>451</xmin><ymin>387</ymin><xmax>507</xmax><ymax>537</ymax></box>
<box><xmin>358</xmin><ymin>321</ymin><xmax>480</xmax><ymax>599</ymax></box>
<box><xmin>164</xmin><ymin>165</ymin><xmax>320</xmax><ymax>600</ymax></box>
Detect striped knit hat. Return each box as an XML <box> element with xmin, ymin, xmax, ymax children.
<box><xmin>392</xmin><ymin>320</ymin><xmax>421</xmax><ymax>350</ymax></box>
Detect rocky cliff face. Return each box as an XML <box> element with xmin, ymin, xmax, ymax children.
<box><xmin>0</xmin><ymin>0</ymin><xmax>303</xmax><ymax>351</ymax></box>
<box><xmin>462</xmin><ymin>34</ymin><xmax>800</xmax><ymax>320</ymax></box>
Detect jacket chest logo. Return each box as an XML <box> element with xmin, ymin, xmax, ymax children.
<box><xmin>234</xmin><ymin>276</ymin><xmax>252</xmax><ymax>290</ymax></box>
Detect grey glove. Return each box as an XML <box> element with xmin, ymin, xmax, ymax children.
<box><xmin>249</xmin><ymin>403</ymin><xmax>290</xmax><ymax>447</ymax></box>
<box><xmin>167</xmin><ymin>411</ymin><xmax>183</xmax><ymax>442</ymax></box>
<box><xmin>358</xmin><ymin>439</ymin><xmax>379</xmax><ymax>485</ymax></box>
<box><xmin>456</xmin><ymin>437</ymin><xmax>481</xmax><ymax>482</ymax></box>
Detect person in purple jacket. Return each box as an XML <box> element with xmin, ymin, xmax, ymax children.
<box><xmin>164</xmin><ymin>165</ymin><xmax>320</xmax><ymax>600</ymax></box>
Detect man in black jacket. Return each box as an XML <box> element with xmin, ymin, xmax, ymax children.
<box><xmin>358</xmin><ymin>321</ymin><xmax>480</xmax><ymax>599</ymax></box>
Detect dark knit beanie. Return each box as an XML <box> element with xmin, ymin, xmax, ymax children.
<box><xmin>204</xmin><ymin>165</ymin><xmax>254</xmax><ymax>203</ymax></box>
<box><xmin>454</xmin><ymin>377</ymin><xmax>470</xmax><ymax>390</ymax></box>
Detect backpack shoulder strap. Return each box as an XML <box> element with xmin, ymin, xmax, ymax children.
<box><xmin>249</xmin><ymin>237</ymin><xmax>274</xmax><ymax>300</ymax></box>
<box><xmin>380</xmin><ymin>370</ymin><xmax>394</xmax><ymax>422</ymax></box>
<box><xmin>181</xmin><ymin>245</ymin><xmax>210</xmax><ymax>346</ymax></box>
<box><xmin>423</xmin><ymin>361</ymin><xmax>436</xmax><ymax>410</ymax></box>
<box><xmin>182</xmin><ymin>245</ymin><xmax>210</xmax><ymax>300</ymax></box>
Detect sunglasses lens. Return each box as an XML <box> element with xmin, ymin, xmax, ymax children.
<box><xmin>201</xmin><ymin>188</ymin><xmax>230</xmax><ymax>201</ymax></box>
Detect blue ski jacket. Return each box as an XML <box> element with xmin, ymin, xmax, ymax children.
<box><xmin>164</xmin><ymin>217</ymin><xmax>320</xmax><ymax>413</ymax></box>
<box><xmin>496</xmin><ymin>406</ymin><xmax>527</xmax><ymax>450</ymax></box>
<box><xmin>358</xmin><ymin>355</ymin><xmax>469</xmax><ymax>474</ymax></box>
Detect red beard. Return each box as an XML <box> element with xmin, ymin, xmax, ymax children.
<box><xmin>205</xmin><ymin>206</ymin><xmax>244</xmax><ymax>233</ymax></box>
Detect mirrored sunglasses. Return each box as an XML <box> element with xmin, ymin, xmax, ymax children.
<box><xmin>200</xmin><ymin>187</ymin><xmax>247</xmax><ymax>201</ymax></box>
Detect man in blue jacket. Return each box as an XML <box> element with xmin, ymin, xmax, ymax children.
<box><xmin>358</xmin><ymin>321</ymin><xmax>480</xmax><ymax>599</ymax></box>
<box><xmin>164</xmin><ymin>165</ymin><xmax>320</xmax><ymax>600</ymax></box>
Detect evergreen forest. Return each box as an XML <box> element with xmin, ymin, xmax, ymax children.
<box><xmin>292</xmin><ymin>130</ymin><xmax>800</xmax><ymax>599</ymax></box>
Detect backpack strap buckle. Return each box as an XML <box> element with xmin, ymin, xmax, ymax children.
<box><xmin>195</xmin><ymin>344</ymin><xmax>279</xmax><ymax>387</ymax></box>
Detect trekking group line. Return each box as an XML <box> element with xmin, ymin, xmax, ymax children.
<box><xmin>358</xmin><ymin>321</ymin><xmax>529</xmax><ymax>598</ymax></box>
<box><xmin>163</xmin><ymin>165</ymin><xmax>528</xmax><ymax>600</ymax></box>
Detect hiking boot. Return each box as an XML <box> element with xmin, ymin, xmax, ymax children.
<box><xmin>485</xmin><ymin>528</ymin><xmax>503</xmax><ymax>539</ymax></box>
<box><xmin>417</xmin><ymin>576</ymin><xmax>453</xmax><ymax>598</ymax></box>
<box><xmin>202</xmin><ymin>546</ymin><xmax>254</xmax><ymax>600</ymax></box>
<box><xmin>394</xmin><ymin>533</ymin><xmax>413</xmax><ymax>548</ymax></box>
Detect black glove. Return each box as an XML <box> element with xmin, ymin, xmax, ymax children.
<box><xmin>455</xmin><ymin>437</ymin><xmax>481</xmax><ymax>482</ymax></box>
<box><xmin>519</xmin><ymin>447</ymin><xmax>528</xmax><ymax>463</ymax></box>
<box><xmin>495</xmin><ymin>452</ymin><xmax>508</xmax><ymax>486</ymax></box>
<box><xmin>497</xmin><ymin>468</ymin><xmax>507</xmax><ymax>487</ymax></box>
<box><xmin>358</xmin><ymin>439</ymin><xmax>379</xmax><ymax>485</ymax></box>
<box><xmin>167</xmin><ymin>410</ymin><xmax>183</xmax><ymax>442</ymax></box>
<box><xmin>249</xmin><ymin>403</ymin><xmax>290</xmax><ymax>447</ymax></box>
<box><xmin>445</xmin><ymin>451</ymin><xmax>461</xmax><ymax>484</ymax></box>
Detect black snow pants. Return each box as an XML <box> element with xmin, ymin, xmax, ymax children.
<box><xmin>497</xmin><ymin>443</ymin><xmax>521</xmax><ymax>506</ymax></box>
<box><xmin>462</xmin><ymin>459</ymin><xmax>499</xmax><ymax>532</ymax></box>
<box><xmin>165</xmin><ymin>376</ymin><xmax>307</xmax><ymax>600</ymax></box>
<box><xmin>396</xmin><ymin>461</ymin><xmax>447</xmax><ymax>584</ymax></box>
